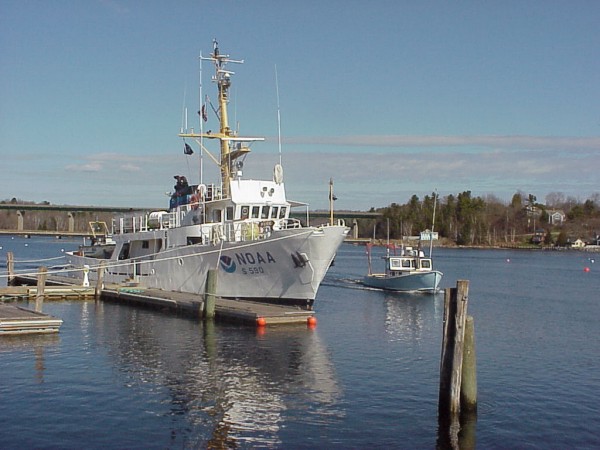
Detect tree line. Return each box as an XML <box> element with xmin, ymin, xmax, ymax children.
<box><xmin>3</xmin><ymin>193</ymin><xmax>600</xmax><ymax>247</ymax></box>
<box><xmin>358</xmin><ymin>191</ymin><xmax>600</xmax><ymax>247</ymax></box>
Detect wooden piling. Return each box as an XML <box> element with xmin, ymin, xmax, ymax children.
<box><xmin>35</xmin><ymin>267</ymin><xmax>48</xmax><ymax>313</ymax></box>
<box><xmin>95</xmin><ymin>263</ymin><xmax>105</xmax><ymax>302</ymax></box>
<box><xmin>439</xmin><ymin>279</ymin><xmax>470</xmax><ymax>417</ymax></box>
<box><xmin>7</xmin><ymin>252</ymin><xmax>15</xmax><ymax>286</ymax></box>
<box><xmin>204</xmin><ymin>269</ymin><xmax>216</xmax><ymax>319</ymax></box>
<box><xmin>461</xmin><ymin>315</ymin><xmax>478</xmax><ymax>413</ymax></box>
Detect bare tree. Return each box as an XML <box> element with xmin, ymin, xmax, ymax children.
<box><xmin>545</xmin><ymin>192</ymin><xmax>565</xmax><ymax>208</ymax></box>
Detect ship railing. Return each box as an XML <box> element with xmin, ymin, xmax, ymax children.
<box><xmin>204</xmin><ymin>183</ymin><xmax>222</xmax><ymax>202</ymax></box>
<box><xmin>279</xmin><ymin>218</ymin><xmax>302</xmax><ymax>229</ymax></box>
<box><xmin>322</xmin><ymin>218</ymin><xmax>346</xmax><ymax>227</ymax></box>
<box><xmin>112</xmin><ymin>211</ymin><xmax>182</xmax><ymax>235</ymax></box>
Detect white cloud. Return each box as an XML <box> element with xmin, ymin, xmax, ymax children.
<box><xmin>118</xmin><ymin>163</ymin><xmax>142</xmax><ymax>172</ymax></box>
<box><xmin>63</xmin><ymin>152</ymin><xmax>161</xmax><ymax>174</ymax></box>
<box><xmin>3</xmin><ymin>136</ymin><xmax>598</xmax><ymax>209</ymax></box>
<box><xmin>65</xmin><ymin>161</ymin><xmax>104</xmax><ymax>172</ymax></box>
<box><xmin>249</xmin><ymin>142</ymin><xmax>599</xmax><ymax>209</ymax></box>
<box><xmin>283</xmin><ymin>135</ymin><xmax>600</xmax><ymax>151</ymax></box>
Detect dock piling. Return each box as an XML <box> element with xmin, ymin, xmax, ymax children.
<box><xmin>461</xmin><ymin>315</ymin><xmax>478</xmax><ymax>413</ymax></box>
<box><xmin>437</xmin><ymin>279</ymin><xmax>478</xmax><ymax>447</ymax></box>
<box><xmin>35</xmin><ymin>267</ymin><xmax>48</xmax><ymax>313</ymax></box>
<box><xmin>7</xmin><ymin>252</ymin><xmax>14</xmax><ymax>286</ymax></box>
<box><xmin>204</xmin><ymin>269</ymin><xmax>217</xmax><ymax>319</ymax></box>
<box><xmin>95</xmin><ymin>263</ymin><xmax>105</xmax><ymax>302</ymax></box>
<box><xmin>438</xmin><ymin>279</ymin><xmax>470</xmax><ymax>416</ymax></box>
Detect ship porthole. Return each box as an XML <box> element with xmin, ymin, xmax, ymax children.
<box><xmin>178</xmin><ymin>258</ymin><xmax>184</xmax><ymax>266</ymax></box>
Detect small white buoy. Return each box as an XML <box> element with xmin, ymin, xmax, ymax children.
<box><xmin>24</xmin><ymin>243</ymin><xmax>28</xmax><ymax>247</ymax></box>
<box><xmin>506</xmin><ymin>258</ymin><xmax>510</xmax><ymax>263</ymax></box>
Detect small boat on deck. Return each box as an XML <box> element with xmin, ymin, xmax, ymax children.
<box><xmin>362</xmin><ymin>243</ymin><xmax>443</xmax><ymax>292</ymax></box>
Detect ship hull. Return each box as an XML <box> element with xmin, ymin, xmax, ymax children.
<box><xmin>64</xmin><ymin>225</ymin><xmax>348</xmax><ymax>307</ymax></box>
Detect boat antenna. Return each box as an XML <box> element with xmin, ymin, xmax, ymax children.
<box><xmin>275</xmin><ymin>64</ymin><xmax>282</xmax><ymax>166</ymax></box>
<box><xmin>198</xmin><ymin>51</ymin><xmax>204</xmax><ymax>186</ymax></box>
<box><xmin>179</xmin><ymin>83</ymin><xmax>196</xmax><ymax>182</ymax></box>
<box><xmin>180</xmin><ymin>84</ymin><xmax>187</xmax><ymax>134</ymax></box>
<box><xmin>429</xmin><ymin>190</ymin><xmax>438</xmax><ymax>257</ymax></box>
<box><xmin>386</xmin><ymin>218</ymin><xmax>390</xmax><ymax>257</ymax></box>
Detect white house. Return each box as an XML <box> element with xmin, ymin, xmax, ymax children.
<box><xmin>548</xmin><ymin>210</ymin><xmax>566</xmax><ymax>225</ymax></box>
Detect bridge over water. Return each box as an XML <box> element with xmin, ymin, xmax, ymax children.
<box><xmin>0</xmin><ymin>204</ymin><xmax>381</xmax><ymax>238</ymax></box>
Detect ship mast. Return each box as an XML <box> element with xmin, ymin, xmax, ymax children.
<box><xmin>179</xmin><ymin>40</ymin><xmax>262</xmax><ymax>200</ymax></box>
<box><xmin>212</xmin><ymin>41</ymin><xmax>236</xmax><ymax>197</ymax></box>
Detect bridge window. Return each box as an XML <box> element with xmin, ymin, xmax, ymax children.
<box><xmin>226</xmin><ymin>206</ymin><xmax>234</xmax><ymax>221</ymax></box>
<box><xmin>187</xmin><ymin>237</ymin><xmax>203</xmax><ymax>245</ymax></box>
<box><xmin>270</xmin><ymin>206</ymin><xmax>279</xmax><ymax>219</ymax></box>
<box><xmin>279</xmin><ymin>206</ymin><xmax>287</xmax><ymax>218</ymax></box>
<box><xmin>251</xmin><ymin>206</ymin><xmax>260</xmax><ymax>219</ymax></box>
<box><xmin>118</xmin><ymin>243</ymin><xmax>130</xmax><ymax>260</ymax></box>
<box><xmin>390</xmin><ymin>258</ymin><xmax>402</xmax><ymax>270</ymax></box>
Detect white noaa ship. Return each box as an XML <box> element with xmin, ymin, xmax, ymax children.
<box><xmin>64</xmin><ymin>41</ymin><xmax>349</xmax><ymax>308</ymax></box>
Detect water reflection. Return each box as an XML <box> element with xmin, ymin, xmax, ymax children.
<box><xmin>381</xmin><ymin>291</ymin><xmax>444</xmax><ymax>344</ymax></box>
<box><xmin>0</xmin><ymin>334</ymin><xmax>60</xmax><ymax>384</ymax></box>
<box><xmin>93</xmin><ymin>304</ymin><xmax>341</xmax><ymax>447</ymax></box>
<box><xmin>436</xmin><ymin>412</ymin><xmax>477</xmax><ymax>450</ymax></box>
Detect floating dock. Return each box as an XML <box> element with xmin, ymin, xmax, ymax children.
<box><xmin>3</xmin><ymin>273</ymin><xmax>315</xmax><ymax>327</ymax></box>
<box><xmin>0</xmin><ymin>285</ymin><xmax>96</xmax><ymax>301</ymax></box>
<box><xmin>0</xmin><ymin>303</ymin><xmax>63</xmax><ymax>335</ymax></box>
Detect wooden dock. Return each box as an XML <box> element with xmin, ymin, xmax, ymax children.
<box><xmin>0</xmin><ymin>303</ymin><xmax>63</xmax><ymax>335</ymax></box>
<box><xmin>4</xmin><ymin>273</ymin><xmax>316</xmax><ymax>327</ymax></box>
<box><xmin>0</xmin><ymin>285</ymin><xmax>96</xmax><ymax>301</ymax></box>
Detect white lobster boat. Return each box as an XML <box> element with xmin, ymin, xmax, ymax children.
<box><xmin>63</xmin><ymin>41</ymin><xmax>349</xmax><ymax>308</ymax></box>
<box><xmin>362</xmin><ymin>196</ymin><xmax>443</xmax><ymax>293</ymax></box>
<box><xmin>363</xmin><ymin>243</ymin><xmax>443</xmax><ymax>293</ymax></box>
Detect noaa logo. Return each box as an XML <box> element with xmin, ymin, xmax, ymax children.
<box><xmin>219</xmin><ymin>255</ymin><xmax>237</xmax><ymax>273</ymax></box>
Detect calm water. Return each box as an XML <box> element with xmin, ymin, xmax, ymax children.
<box><xmin>1</xmin><ymin>236</ymin><xmax>599</xmax><ymax>449</ymax></box>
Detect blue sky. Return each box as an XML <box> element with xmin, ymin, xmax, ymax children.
<box><xmin>1</xmin><ymin>0</ymin><xmax>598</xmax><ymax>211</ymax></box>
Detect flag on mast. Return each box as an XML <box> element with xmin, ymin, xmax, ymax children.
<box><xmin>184</xmin><ymin>143</ymin><xmax>194</xmax><ymax>155</ymax></box>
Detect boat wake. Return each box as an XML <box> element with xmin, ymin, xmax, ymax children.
<box><xmin>322</xmin><ymin>276</ymin><xmax>386</xmax><ymax>292</ymax></box>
